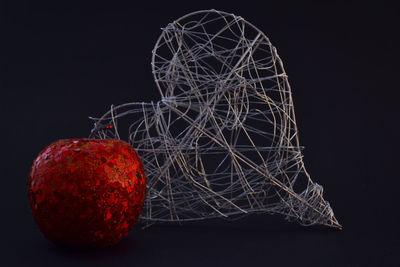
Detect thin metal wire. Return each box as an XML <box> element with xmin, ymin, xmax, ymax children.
<box><xmin>89</xmin><ymin>10</ymin><xmax>341</xmax><ymax>229</ymax></box>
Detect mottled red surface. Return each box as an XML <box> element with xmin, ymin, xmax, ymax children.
<box><xmin>28</xmin><ymin>139</ymin><xmax>146</xmax><ymax>247</ymax></box>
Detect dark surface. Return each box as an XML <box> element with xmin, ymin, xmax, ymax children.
<box><xmin>2</xmin><ymin>1</ymin><xmax>399</xmax><ymax>266</ymax></box>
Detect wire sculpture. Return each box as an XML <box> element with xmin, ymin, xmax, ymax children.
<box><xmin>89</xmin><ymin>9</ymin><xmax>341</xmax><ymax>229</ymax></box>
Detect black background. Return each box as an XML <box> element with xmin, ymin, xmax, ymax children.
<box><xmin>2</xmin><ymin>1</ymin><xmax>399</xmax><ymax>266</ymax></box>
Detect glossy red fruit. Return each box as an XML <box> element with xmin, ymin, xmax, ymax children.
<box><xmin>28</xmin><ymin>139</ymin><xmax>146</xmax><ymax>247</ymax></box>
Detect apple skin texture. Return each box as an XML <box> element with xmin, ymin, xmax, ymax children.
<box><xmin>28</xmin><ymin>139</ymin><xmax>146</xmax><ymax>247</ymax></box>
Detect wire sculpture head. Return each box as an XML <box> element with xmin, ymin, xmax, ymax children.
<box><xmin>90</xmin><ymin>9</ymin><xmax>341</xmax><ymax>229</ymax></box>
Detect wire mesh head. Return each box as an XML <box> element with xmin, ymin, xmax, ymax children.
<box><xmin>90</xmin><ymin>10</ymin><xmax>341</xmax><ymax>229</ymax></box>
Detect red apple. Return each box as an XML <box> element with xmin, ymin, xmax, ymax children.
<box><xmin>28</xmin><ymin>139</ymin><xmax>146</xmax><ymax>247</ymax></box>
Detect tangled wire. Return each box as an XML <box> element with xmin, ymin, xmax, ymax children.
<box><xmin>90</xmin><ymin>10</ymin><xmax>341</xmax><ymax>229</ymax></box>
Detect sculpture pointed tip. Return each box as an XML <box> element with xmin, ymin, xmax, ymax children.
<box><xmin>331</xmin><ymin>215</ymin><xmax>342</xmax><ymax>230</ymax></box>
